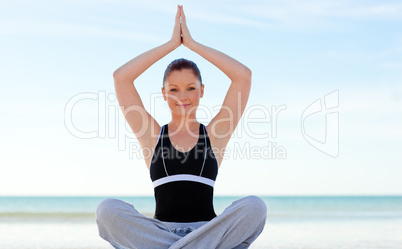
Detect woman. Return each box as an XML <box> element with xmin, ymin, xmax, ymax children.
<box><xmin>96</xmin><ymin>5</ymin><xmax>267</xmax><ymax>249</ymax></box>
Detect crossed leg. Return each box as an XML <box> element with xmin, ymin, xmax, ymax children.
<box><xmin>96</xmin><ymin>196</ymin><xmax>267</xmax><ymax>249</ymax></box>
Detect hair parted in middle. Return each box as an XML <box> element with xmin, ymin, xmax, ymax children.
<box><xmin>163</xmin><ymin>58</ymin><xmax>202</xmax><ymax>87</ymax></box>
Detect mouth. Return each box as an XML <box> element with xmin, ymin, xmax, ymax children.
<box><xmin>177</xmin><ymin>104</ymin><xmax>191</xmax><ymax>107</ymax></box>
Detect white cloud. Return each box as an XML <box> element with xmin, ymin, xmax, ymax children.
<box><xmin>3</xmin><ymin>0</ymin><xmax>402</xmax><ymax>34</ymax></box>
<box><xmin>0</xmin><ymin>19</ymin><xmax>163</xmax><ymax>42</ymax></box>
<box><xmin>225</xmin><ymin>0</ymin><xmax>402</xmax><ymax>30</ymax></box>
<box><xmin>188</xmin><ymin>10</ymin><xmax>269</xmax><ymax>28</ymax></box>
<box><xmin>340</xmin><ymin>2</ymin><xmax>402</xmax><ymax>18</ymax></box>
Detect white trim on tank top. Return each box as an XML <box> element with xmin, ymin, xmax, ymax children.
<box><xmin>152</xmin><ymin>174</ymin><xmax>215</xmax><ymax>188</ymax></box>
<box><xmin>161</xmin><ymin>124</ymin><xmax>207</xmax><ymax>177</ymax></box>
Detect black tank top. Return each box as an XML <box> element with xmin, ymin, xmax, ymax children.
<box><xmin>149</xmin><ymin>123</ymin><xmax>218</xmax><ymax>222</ymax></box>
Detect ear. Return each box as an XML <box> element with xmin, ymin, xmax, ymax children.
<box><xmin>161</xmin><ymin>87</ymin><xmax>167</xmax><ymax>101</ymax></box>
<box><xmin>200</xmin><ymin>84</ymin><xmax>204</xmax><ymax>98</ymax></box>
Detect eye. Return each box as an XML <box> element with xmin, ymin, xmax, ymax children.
<box><xmin>188</xmin><ymin>87</ymin><xmax>195</xmax><ymax>91</ymax></box>
<box><xmin>169</xmin><ymin>89</ymin><xmax>178</xmax><ymax>92</ymax></box>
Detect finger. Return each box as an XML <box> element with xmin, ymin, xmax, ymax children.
<box><xmin>175</xmin><ymin>5</ymin><xmax>180</xmax><ymax>24</ymax></box>
<box><xmin>181</xmin><ymin>5</ymin><xmax>186</xmax><ymax>23</ymax></box>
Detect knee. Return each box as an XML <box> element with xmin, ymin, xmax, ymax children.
<box><xmin>96</xmin><ymin>198</ymin><xmax>120</xmax><ymax>223</ymax></box>
<box><xmin>241</xmin><ymin>196</ymin><xmax>267</xmax><ymax>221</ymax></box>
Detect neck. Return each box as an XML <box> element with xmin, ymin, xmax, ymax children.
<box><xmin>169</xmin><ymin>113</ymin><xmax>199</xmax><ymax>132</ymax></box>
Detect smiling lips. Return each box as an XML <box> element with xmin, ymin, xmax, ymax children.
<box><xmin>178</xmin><ymin>104</ymin><xmax>190</xmax><ymax>107</ymax></box>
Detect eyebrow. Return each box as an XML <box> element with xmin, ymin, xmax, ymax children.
<box><xmin>168</xmin><ymin>83</ymin><xmax>196</xmax><ymax>87</ymax></box>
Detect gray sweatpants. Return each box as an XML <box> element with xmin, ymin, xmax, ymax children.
<box><xmin>96</xmin><ymin>196</ymin><xmax>267</xmax><ymax>249</ymax></box>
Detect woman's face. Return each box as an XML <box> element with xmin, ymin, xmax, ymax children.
<box><xmin>162</xmin><ymin>69</ymin><xmax>204</xmax><ymax>117</ymax></box>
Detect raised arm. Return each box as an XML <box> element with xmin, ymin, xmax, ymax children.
<box><xmin>113</xmin><ymin>6</ymin><xmax>182</xmax><ymax>168</ymax></box>
<box><xmin>180</xmin><ymin>6</ymin><xmax>252</xmax><ymax>149</ymax></box>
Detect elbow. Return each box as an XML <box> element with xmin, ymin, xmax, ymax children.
<box><xmin>246</xmin><ymin>67</ymin><xmax>252</xmax><ymax>79</ymax></box>
<box><xmin>242</xmin><ymin>66</ymin><xmax>252</xmax><ymax>84</ymax></box>
<box><xmin>113</xmin><ymin>69</ymin><xmax>121</xmax><ymax>81</ymax></box>
<box><xmin>113</xmin><ymin>68</ymin><xmax>134</xmax><ymax>84</ymax></box>
<box><xmin>113</xmin><ymin>68</ymin><xmax>129</xmax><ymax>84</ymax></box>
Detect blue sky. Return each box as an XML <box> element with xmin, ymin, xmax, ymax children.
<box><xmin>1</xmin><ymin>0</ymin><xmax>401</xmax><ymax>196</ymax></box>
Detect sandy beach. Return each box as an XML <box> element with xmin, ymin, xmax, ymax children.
<box><xmin>2</xmin><ymin>218</ymin><xmax>402</xmax><ymax>249</ymax></box>
<box><xmin>1</xmin><ymin>196</ymin><xmax>401</xmax><ymax>249</ymax></box>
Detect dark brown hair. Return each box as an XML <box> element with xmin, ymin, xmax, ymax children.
<box><xmin>163</xmin><ymin>58</ymin><xmax>202</xmax><ymax>87</ymax></box>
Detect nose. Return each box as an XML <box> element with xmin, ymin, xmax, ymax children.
<box><xmin>178</xmin><ymin>91</ymin><xmax>187</xmax><ymax>101</ymax></box>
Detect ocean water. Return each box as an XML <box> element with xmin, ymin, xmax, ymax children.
<box><xmin>0</xmin><ymin>196</ymin><xmax>401</xmax><ymax>249</ymax></box>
